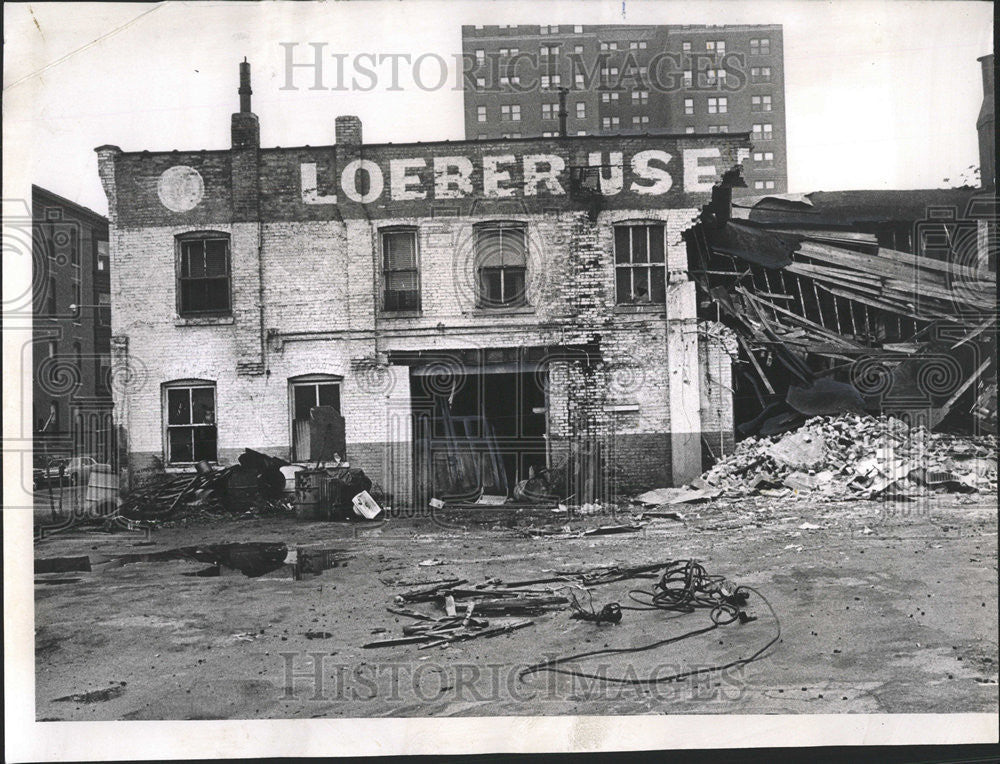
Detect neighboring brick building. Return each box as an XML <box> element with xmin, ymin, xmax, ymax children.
<box><xmin>32</xmin><ymin>185</ymin><xmax>114</xmax><ymax>465</ymax></box>
<box><xmin>462</xmin><ymin>24</ymin><xmax>787</xmax><ymax>194</ymax></box>
<box><xmin>97</xmin><ymin>62</ymin><xmax>746</xmax><ymax>504</ymax></box>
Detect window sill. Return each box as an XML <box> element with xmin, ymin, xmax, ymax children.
<box><xmin>174</xmin><ymin>315</ymin><xmax>234</xmax><ymax>327</ymax></box>
<box><xmin>378</xmin><ymin>310</ymin><xmax>423</xmax><ymax>319</ymax></box>
<box><xmin>468</xmin><ymin>305</ymin><xmax>535</xmax><ymax>317</ymax></box>
<box><xmin>614</xmin><ymin>303</ymin><xmax>666</xmax><ymax>315</ymax></box>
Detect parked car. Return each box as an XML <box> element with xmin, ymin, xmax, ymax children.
<box><xmin>33</xmin><ymin>458</ymin><xmax>68</xmax><ymax>489</ymax></box>
<box><xmin>65</xmin><ymin>456</ymin><xmax>107</xmax><ymax>486</ymax></box>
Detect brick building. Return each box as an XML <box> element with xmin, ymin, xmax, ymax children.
<box><xmin>32</xmin><ymin>185</ymin><xmax>114</xmax><ymax>464</ymax></box>
<box><xmin>462</xmin><ymin>24</ymin><xmax>787</xmax><ymax>194</ymax></box>
<box><xmin>97</xmin><ymin>62</ymin><xmax>745</xmax><ymax>504</ymax></box>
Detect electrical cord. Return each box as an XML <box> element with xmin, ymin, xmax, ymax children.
<box><xmin>519</xmin><ymin>560</ymin><xmax>781</xmax><ymax>686</ymax></box>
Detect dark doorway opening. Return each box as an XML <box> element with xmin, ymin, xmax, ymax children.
<box><xmin>410</xmin><ymin>368</ymin><xmax>547</xmax><ymax>503</ymax></box>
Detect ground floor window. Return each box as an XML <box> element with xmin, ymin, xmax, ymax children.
<box><xmin>290</xmin><ymin>376</ymin><xmax>342</xmax><ymax>461</ymax></box>
<box><xmin>164</xmin><ymin>381</ymin><xmax>217</xmax><ymax>463</ymax></box>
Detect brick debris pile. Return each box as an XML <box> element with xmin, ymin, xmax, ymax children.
<box><xmin>698</xmin><ymin>414</ymin><xmax>998</xmax><ymax>498</ymax></box>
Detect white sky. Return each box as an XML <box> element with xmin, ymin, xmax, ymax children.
<box><xmin>2</xmin><ymin>0</ymin><xmax>993</xmax><ymax>215</ymax></box>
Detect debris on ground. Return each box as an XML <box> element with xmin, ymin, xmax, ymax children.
<box><xmin>52</xmin><ymin>684</ymin><xmax>127</xmax><ymax>704</ymax></box>
<box><xmin>694</xmin><ymin>414</ymin><xmax>997</xmax><ymax>499</ymax></box>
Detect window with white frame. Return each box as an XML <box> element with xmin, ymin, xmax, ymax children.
<box><xmin>540</xmin><ymin>44</ymin><xmax>560</xmax><ymax>59</ymax></box>
<box><xmin>632</xmin><ymin>115</ymin><xmax>649</xmax><ymax>126</ymax></box>
<box><xmin>542</xmin><ymin>131</ymin><xmax>558</xmax><ymax>137</ymax></box>
<box><xmin>684</xmin><ymin>97</ymin><xmax>694</xmax><ymax>115</ymax></box>
<box><xmin>475</xmin><ymin>49</ymin><xmax>485</xmax><ymax>64</ymax></box>
<box><xmin>574</xmin><ymin>73</ymin><xmax>585</xmax><ymax>88</ymax></box>
<box><xmin>601</xmin><ymin>92</ymin><xmax>620</xmax><ymax>102</ymax></box>
<box><xmin>599</xmin><ymin>41</ymin><xmax>618</xmax><ymax>51</ymax></box>
<box><xmin>540</xmin><ymin>25</ymin><xmax>558</xmax><ymax>34</ymax></box>
<box><xmin>382</xmin><ymin>228</ymin><xmax>420</xmax><ymax>312</ymax></box>
<box><xmin>750</xmin><ymin>37</ymin><xmax>770</xmax><ymax>55</ymax></box>
<box><xmin>685</xmin><ymin>126</ymin><xmax>696</xmax><ymax>134</ymax></box>
<box><xmin>754</xmin><ymin>151</ymin><xmax>775</xmax><ymax>166</ymax></box>
<box><xmin>706</xmin><ymin>40</ymin><xmax>725</xmax><ymax>55</ymax></box>
<box><xmin>632</xmin><ymin>90</ymin><xmax>649</xmax><ymax>104</ymax></box>
<box><xmin>682</xmin><ymin>41</ymin><xmax>691</xmax><ymax>52</ymax></box>
<box><xmin>501</xmin><ymin>104</ymin><xmax>521</xmax><ymax>121</ymax></box>
<box><xmin>750</xmin><ymin>66</ymin><xmax>772</xmax><ymax>83</ymax></box>
<box><xmin>574</xmin><ymin>44</ymin><xmax>584</xmax><ymax>53</ymax></box>
<box><xmin>477</xmin><ymin>105</ymin><xmax>487</xmax><ymax>122</ymax></box>
<box><xmin>576</xmin><ymin>102</ymin><xmax>586</xmax><ymax>118</ymax></box>
<box><xmin>752</xmin><ymin>122</ymin><xmax>773</xmax><ymax>140</ymax></box>
<box><xmin>615</xmin><ymin>223</ymin><xmax>666</xmax><ymax>304</ymax></box>
<box><xmin>541</xmin><ymin>102</ymin><xmax>558</xmax><ymax>120</ymax></box>
<box><xmin>164</xmin><ymin>381</ymin><xmax>217</xmax><ymax>464</ymax></box>
<box><xmin>683</xmin><ymin>69</ymin><xmax>693</xmax><ymax>87</ymax></box>
<box><xmin>707</xmin><ymin>125</ymin><xmax>729</xmax><ymax>133</ymax></box>
<box><xmin>574</xmin><ymin>25</ymin><xmax>583</xmax><ymax>33</ymax></box>
<box><xmin>707</xmin><ymin>96</ymin><xmax>727</xmax><ymax>114</ymax></box>
<box><xmin>475</xmin><ymin>223</ymin><xmax>527</xmax><ymax>308</ymax></box>
<box><xmin>601</xmin><ymin>116</ymin><xmax>621</xmax><ymax>129</ymax></box>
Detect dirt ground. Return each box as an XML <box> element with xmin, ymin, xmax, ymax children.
<box><xmin>33</xmin><ymin>489</ymin><xmax>998</xmax><ymax>720</ymax></box>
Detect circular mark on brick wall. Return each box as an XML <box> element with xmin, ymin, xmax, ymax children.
<box><xmin>157</xmin><ymin>166</ymin><xmax>204</xmax><ymax>213</ymax></box>
<box><xmin>355</xmin><ymin>364</ymin><xmax>396</xmax><ymax>396</ymax></box>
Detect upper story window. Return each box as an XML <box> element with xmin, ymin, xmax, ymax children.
<box><xmin>708</xmin><ymin>96</ymin><xmax>727</xmax><ymax>114</ymax></box>
<box><xmin>96</xmin><ymin>240</ymin><xmax>109</xmax><ymax>272</ymax></box>
<box><xmin>750</xmin><ymin>66</ymin><xmax>772</xmax><ymax>83</ymax></box>
<box><xmin>706</xmin><ymin>40</ymin><xmax>726</xmax><ymax>55</ymax></box>
<box><xmin>574</xmin><ymin>25</ymin><xmax>583</xmax><ymax>33</ymax></box>
<box><xmin>98</xmin><ymin>292</ymin><xmax>111</xmax><ymax>325</ymax></box>
<box><xmin>632</xmin><ymin>90</ymin><xmax>649</xmax><ymax>104</ymax></box>
<box><xmin>750</xmin><ymin>37</ymin><xmax>771</xmax><ymax>55</ymax></box>
<box><xmin>754</xmin><ymin>150</ymin><xmax>775</xmax><ymax>166</ymax></box>
<box><xmin>164</xmin><ymin>380</ymin><xmax>217</xmax><ymax>464</ymax></box>
<box><xmin>477</xmin><ymin>105</ymin><xmax>487</xmax><ymax>122</ymax></box>
<box><xmin>540</xmin><ymin>25</ymin><xmax>559</xmax><ymax>34</ymax></box>
<box><xmin>501</xmin><ymin>104</ymin><xmax>521</xmax><ymax>121</ymax></box>
<box><xmin>614</xmin><ymin>223</ymin><xmax>666</xmax><ymax>304</ymax></box>
<box><xmin>177</xmin><ymin>233</ymin><xmax>231</xmax><ymax>316</ymax></box>
<box><xmin>751</xmin><ymin>95</ymin><xmax>773</xmax><ymax>112</ymax></box>
<box><xmin>684</xmin><ymin>97</ymin><xmax>694</xmax><ymax>115</ymax></box>
<box><xmin>475</xmin><ymin>223</ymin><xmax>527</xmax><ymax>308</ymax></box>
<box><xmin>752</xmin><ymin>122</ymin><xmax>774</xmax><ymax>141</ymax></box>
<box><xmin>576</xmin><ymin>102</ymin><xmax>586</xmax><ymax>118</ymax></box>
<box><xmin>382</xmin><ymin>228</ymin><xmax>420</xmax><ymax>312</ymax></box>
<box><xmin>682</xmin><ymin>41</ymin><xmax>691</xmax><ymax>52</ymax></box>
<box><xmin>599</xmin><ymin>41</ymin><xmax>618</xmax><ymax>51</ymax></box>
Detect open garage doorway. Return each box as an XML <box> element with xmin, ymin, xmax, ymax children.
<box><xmin>410</xmin><ymin>364</ymin><xmax>547</xmax><ymax>503</ymax></box>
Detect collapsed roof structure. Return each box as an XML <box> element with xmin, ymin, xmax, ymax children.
<box><xmin>684</xmin><ymin>169</ymin><xmax>997</xmax><ymax>438</ymax></box>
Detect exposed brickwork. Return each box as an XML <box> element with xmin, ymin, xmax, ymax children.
<box><xmin>98</xmin><ymin>109</ymin><xmax>746</xmax><ymax>502</ymax></box>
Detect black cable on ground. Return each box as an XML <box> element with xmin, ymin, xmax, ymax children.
<box><xmin>519</xmin><ymin>559</ymin><xmax>781</xmax><ymax>686</ymax></box>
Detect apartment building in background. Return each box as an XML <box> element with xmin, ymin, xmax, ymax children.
<box><xmin>32</xmin><ymin>185</ymin><xmax>114</xmax><ymax>463</ymax></box>
<box><xmin>462</xmin><ymin>24</ymin><xmax>787</xmax><ymax>194</ymax></box>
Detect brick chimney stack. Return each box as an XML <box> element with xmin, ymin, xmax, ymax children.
<box><xmin>977</xmin><ymin>54</ymin><xmax>995</xmax><ymax>189</ymax></box>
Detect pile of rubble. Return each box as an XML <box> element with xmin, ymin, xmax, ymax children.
<box><xmin>698</xmin><ymin>414</ymin><xmax>998</xmax><ymax>499</ymax></box>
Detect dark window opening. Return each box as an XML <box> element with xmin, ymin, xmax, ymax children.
<box><xmin>614</xmin><ymin>224</ymin><xmax>666</xmax><ymax>304</ymax></box>
<box><xmin>382</xmin><ymin>230</ymin><xmax>420</xmax><ymax>311</ymax></box>
<box><xmin>166</xmin><ymin>384</ymin><xmax>217</xmax><ymax>463</ymax></box>
<box><xmin>178</xmin><ymin>236</ymin><xmax>231</xmax><ymax>315</ymax></box>
<box><xmin>475</xmin><ymin>225</ymin><xmax>527</xmax><ymax>308</ymax></box>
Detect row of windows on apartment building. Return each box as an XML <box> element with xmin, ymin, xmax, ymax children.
<box><xmin>472</xmin><ymin>35</ymin><xmax>773</xmax><ymax>56</ymax></box>
<box><xmin>682</xmin><ymin>95</ymin><xmax>773</xmax><ymax>114</ymax></box>
<box><xmin>472</xmin><ymin>67</ymin><xmax>772</xmax><ymax>91</ymax></box>
<box><xmin>172</xmin><ymin>223</ymin><xmax>671</xmax><ymax>320</ymax></box>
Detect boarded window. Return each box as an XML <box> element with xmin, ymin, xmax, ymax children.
<box><xmin>165</xmin><ymin>384</ymin><xmax>217</xmax><ymax>463</ymax></box>
<box><xmin>614</xmin><ymin>224</ymin><xmax>666</xmax><ymax>304</ymax></box>
<box><xmin>178</xmin><ymin>236</ymin><xmax>231</xmax><ymax>315</ymax></box>
<box><xmin>382</xmin><ymin>229</ymin><xmax>420</xmax><ymax>311</ymax></box>
<box><xmin>475</xmin><ymin>225</ymin><xmax>527</xmax><ymax>308</ymax></box>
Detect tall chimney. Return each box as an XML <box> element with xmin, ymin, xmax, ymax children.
<box><xmin>239</xmin><ymin>57</ymin><xmax>252</xmax><ymax>113</ymax></box>
<box><xmin>557</xmin><ymin>87</ymin><xmax>569</xmax><ymax>138</ymax></box>
<box><xmin>232</xmin><ymin>58</ymin><xmax>260</xmax><ymax>149</ymax></box>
